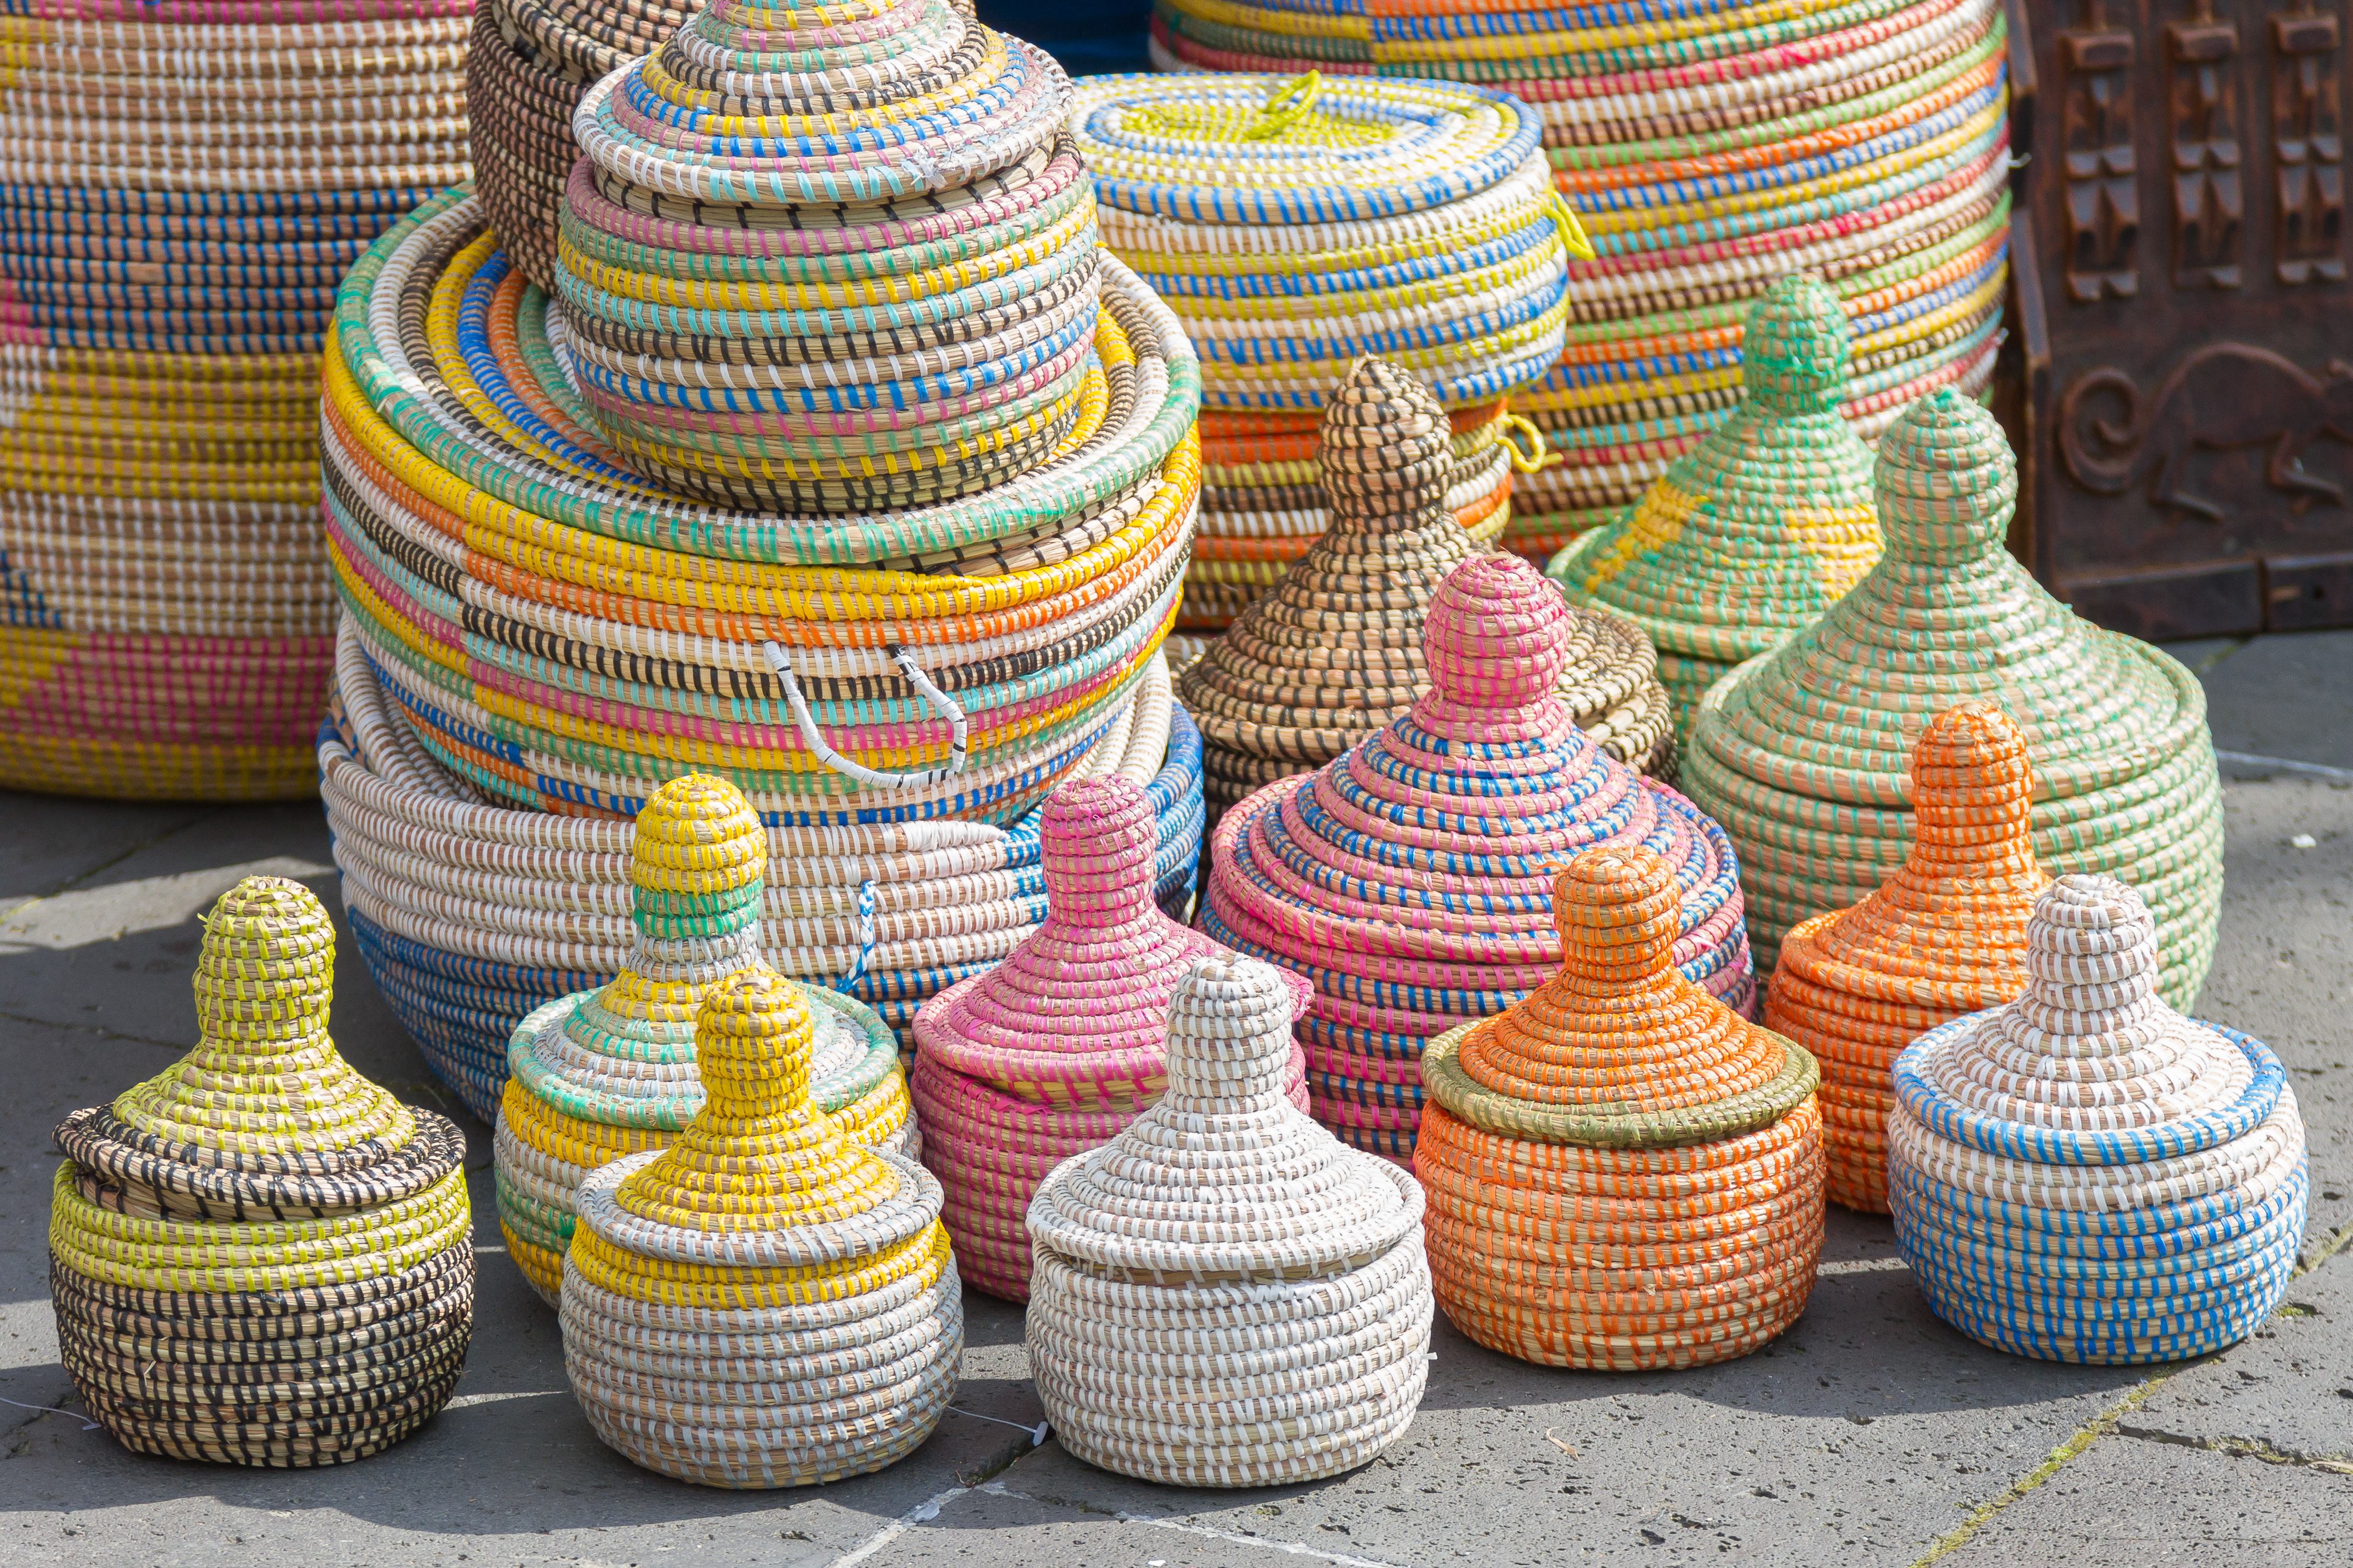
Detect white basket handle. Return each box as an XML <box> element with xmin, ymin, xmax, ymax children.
<box><xmin>763</xmin><ymin>641</ymin><xmax>970</xmax><ymax>791</ymax></box>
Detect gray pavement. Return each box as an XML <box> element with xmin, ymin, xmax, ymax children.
<box><xmin>4</xmin><ymin>637</ymin><xmax>2350</xmax><ymax>1568</ymax></box>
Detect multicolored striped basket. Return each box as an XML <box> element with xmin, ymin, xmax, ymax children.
<box><xmin>1416</xmin><ymin>847</ymin><xmax>1824</xmax><ymax>1369</ymax></box>
<box><xmin>1149</xmin><ymin>0</ymin><xmax>2011</xmax><ymax>561</ymax></box>
<box><xmin>1179</xmin><ymin>356</ymin><xmax>1674</xmax><ymax>816</ymax></box>
<box><xmin>323</xmin><ymin>625</ymin><xmax>1205</xmax><ymax>1123</ymax></box>
<box><xmin>1025</xmin><ymin>954</ymin><xmax>1433</xmax><ymax>1486</ymax></box>
<box><xmin>1547</xmin><ymin>273</ymin><xmax>1881</xmax><ymax>744</ymax></box>
<box><xmin>1889</xmin><ymin>875</ymin><xmax>2307</xmax><ymax>1365</ymax></box>
<box><xmin>562</xmin><ymin>965</ymin><xmax>963</xmax><ymax>1486</ymax></box>
<box><xmin>1681</xmin><ymin>389</ymin><xmax>2225</xmax><ymax>1004</ymax></box>
<box><xmin>493</xmin><ymin>773</ymin><xmax>917</xmax><ymax>1305</ymax></box>
<box><xmin>556</xmin><ymin>0</ymin><xmax>1093</xmax><ymax>513</ymax></box>
<box><xmin>49</xmin><ymin>875</ymin><xmax>473</xmax><ymax>1465</ymax></box>
<box><xmin>0</xmin><ymin>0</ymin><xmax>472</xmax><ymax>799</ymax></box>
<box><xmin>1763</xmin><ymin>701</ymin><xmax>2048</xmax><ymax>1214</ymax></box>
<box><xmin>1069</xmin><ymin>68</ymin><xmax>1583</xmax><ymax>625</ymax></box>
<box><xmin>1202</xmin><ymin>552</ymin><xmax>1756</xmax><ymax>1168</ymax></box>
<box><xmin>913</xmin><ymin>773</ymin><xmax>1310</xmax><ymax>1301</ymax></box>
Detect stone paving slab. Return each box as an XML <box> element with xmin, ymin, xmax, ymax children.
<box><xmin>2181</xmin><ymin>630</ymin><xmax>2353</xmax><ymax>772</ymax></box>
<box><xmin>2126</xmin><ymin>1249</ymin><xmax>2353</xmax><ymax>1469</ymax></box>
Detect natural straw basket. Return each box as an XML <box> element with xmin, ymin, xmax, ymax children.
<box><xmin>913</xmin><ymin>773</ymin><xmax>1310</xmax><ymax>1301</ymax></box>
<box><xmin>0</xmin><ymin>1</ymin><xmax>471</xmax><ymax>800</ymax></box>
<box><xmin>1070</xmin><ymin>68</ymin><xmax>1582</xmax><ymax>619</ymax></box>
<box><xmin>1203</xmin><ymin>553</ymin><xmax>1755</xmax><ymax>1168</ymax></box>
<box><xmin>1888</xmin><ymin>876</ymin><xmax>2306</xmax><ymax>1364</ymax></box>
<box><xmin>1417</xmin><ymin>847</ymin><xmax>1824</xmax><ymax>1369</ymax></box>
<box><xmin>1179</xmin><ymin>357</ymin><xmax>1671</xmax><ymax>817</ymax></box>
<box><xmin>1681</xmin><ymin>389</ymin><xmax>2225</xmax><ymax>1003</ymax></box>
<box><xmin>1149</xmin><ymin>0</ymin><xmax>2012</xmax><ymax>561</ymax></box>
<box><xmin>1763</xmin><ymin>701</ymin><xmax>2048</xmax><ymax>1214</ymax></box>
<box><xmin>1026</xmin><ymin>954</ymin><xmax>1432</xmax><ymax>1487</ymax></box>
<box><xmin>1548</xmin><ymin>273</ymin><xmax>1881</xmax><ymax>744</ymax></box>
<box><xmin>562</xmin><ymin>965</ymin><xmax>962</xmax><ymax>1485</ymax></box>
<box><xmin>494</xmin><ymin>773</ymin><xmax>916</xmax><ymax>1305</ymax></box>
<box><xmin>49</xmin><ymin>875</ymin><xmax>472</xmax><ymax>1465</ymax></box>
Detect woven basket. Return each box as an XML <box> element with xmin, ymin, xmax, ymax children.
<box><xmin>323</xmin><ymin>622</ymin><xmax>1205</xmax><ymax>1122</ymax></box>
<box><xmin>1202</xmin><ymin>552</ymin><xmax>1755</xmax><ymax>1168</ymax></box>
<box><xmin>1681</xmin><ymin>389</ymin><xmax>2225</xmax><ymax>1004</ymax></box>
<box><xmin>49</xmin><ymin>875</ymin><xmax>472</xmax><ymax>1465</ymax></box>
<box><xmin>1888</xmin><ymin>876</ymin><xmax>2306</xmax><ymax>1364</ymax></box>
<box><xmin>493</xmin><ymin>773</ymin><xmax>917</xmax><ymax>1305</ymax></box>
<box><xmin>562</xmin><ymin>965</ymin><xmax>962</xmax><ymax>1485</ymax></box>
<box><xmin>1150</xmin><ymin>0</ymin><xmax>2012</xmax><ymax>561</ymax></box>
<box><xmin>1179</xmin><ymin>357</ymin><xmax>1673</xmax><ymax>816</ymax></box>
<box><xmin>0</xmin><ymin>7</ymin><xmax>471</xmax><ymax>800</ymax></box>
<box><xmin>1417</xmin><ymin>847</ymin><xmax>1824</xmax><ymax>1369</ymax></box>
<box><xmin>912</xmin><ymin>773</ymin><xmax>1310</xmax><ymax>1301</ymax></box>
<box><xmin>1548</xmin><ymin>273</ymin><xmax>1881</xmax><ymax>743</ymax></box>
<box><xmin>1763</xmin><ymin>701</ymin><xmax>2048</xmax><ymax>1213</ymax></box>
<box><xmin>1026</xmin><ymin>954</ymin><xmax>1432</xmax><ymax>1486</ymax></box>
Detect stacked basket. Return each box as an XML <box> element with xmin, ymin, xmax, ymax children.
<box><xmin>1150</xmin><ymin>0</ymin><xmax>2011</xmax><ymax>559</ymax></box>
<box><xmin>1417</xmin><ymin>848</ymin><xmax>1824</xmax><ymax>1368</ymax></box>
<box><xmin>1682</xmin><ymin>390</ymin><xmax>2225</xmax><ymax>1001</ymax></box>
<box><xmin>1178</xmin><ymin>356</ymin><xmax>1674</xmax><ymax>815</ymax></box>
<box><xmin>912</xmin><ymin>774</ymin><xmax>1309</xmax><ymax>1299</ymax></box>
<box><xmin>1763</xmin><ymin>702</ymin><xmax>2048</xmax><ymax>1213</ymax></box>
<box><xmin>1889</xmin><ymin>876</ymin><xmax>2307</xmax><ymax>1364</ymax></box>
<box><xmin>1203</xmin><ymin>552</ymin><xmax>1755</xmax><ymax>1166</ymax></box>
<box><xmin>494</xmin><ymin>774</ymin><xmax>915</xmax><ymax>1304</ymax></box>
<box><xmin>0</xmin><ymin>0</ymin><xmax>470</xmax><ymax>799</ymax></box>
<box><xmin>48</xmin><ymin>877</ymin><xmax>473</xmax><ymax>1465</ymax></box>
<box><xmin>1026</xmin><ymin>954</ymin><xmax>1433</xmax><ymax>1486</ymax></box>
<box><xmin>1068</xmin><ymin>69</ymin><xmax>1583</xmax><ymax>627</ymax></box>
<box><xmin>1547</xmin><ymin>273</ymin><xmax>1881</xmax><ymax>741</ymax></box>
<box><xmin>562</xmin><ymin>966</ymin><xmax>963</xmax><ymax>1485</ymax></box>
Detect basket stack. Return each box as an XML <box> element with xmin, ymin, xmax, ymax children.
<box><xmin>1682</xmin><ymin>389</ymin><xmax>2225</xmax><ymax>1001</ymax></box>
<box><xmin>912</xmin><ymin>774</ymin><xmax>1309</xmax><ymax>1300</ymax></box>
<box><xmin>495</xmin><ymin>774</ymin><xmax>915</xmax><ymax>1305</ymax></box>
<box><xmin>468</xmin><ymin>0</ymin><xmax>693</xmax><ymax>288</ymax></box>
<box><xmin>1203</xmin><ymin>552</ymin><xmax>1755</xmax><ymax>1167</ymax></box>
<box><xmin>1417</xmin><ymin>848</ymin><xmax>1824</xmax><ymax>1368</ymax></box>
<box><xmin>0</xmin><ymin>0</ymin><xmax>471</xmax><ymax>800</ymax></box>
<box><xmin>1149</xmin><ymin>0</ymin><xmax>2011</xmax><ymax>559</ymax></box>
<box><xmin>1547</xmin><ymin>274</ymin><xmax>1881</xmax><ymax>741</ymax></box>
<box><xmin>1026</xmin><ymin>954</ymin><xmax>1433</xmax><ymax>1486</ymax></box>
<box><xmin>562</xmin><ymin>965</ymin><xmax>962</xmax><ymax>1485</ymax></box>
<box><xmin>1890</xmin><ymin>876</ymin><xmax>2307</xmax><ymax>1364</ymax></box>
<box><xmin>48</xmin><ymin>876</ymin><xmax>472</xmax><ymax>1465</ymax></box>
<box><xmin>1763</xmin><ymin>702</ymin><xmax>2048</xmax><ymax>1214</ymax></box>
<box><xmin>1068</xmin><ymin>69</ymin><xmax>1581</xmax><ymax>627</ymax></box>
<box><xmin>1178</xmin><ymin>356</ymin><xmax>1674</xmax><ymax>815</ymax></box>
<box><xmin>558</xmin><ymin>0</ymin><xmax>1094</xmax><ymax>512</ymax></box>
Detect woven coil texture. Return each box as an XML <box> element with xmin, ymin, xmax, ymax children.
<box><xmin>321</xmin><ymin>624</ymin><xmax>1205</xmax><ymax>1122</ymax></box>
<box><xmin>1202</xmin><ymin>552</ymin><xmax>1756</xmax><ymax>1168</ymax></box>
<box><xmin>1548</xmin><ymin>273</ymin><xmax>1881</xmax><ymax>744</ymax></box>
<box><xmin>1417</xmin><ymin>846</ymin><xmax>1824</xmax><ymax>1368</ymax></box>
<box><xmin>1681</xmin><ymin>389</ymin><xmax>2225</xmax><ymax>1003</ymax></box>
<box><xmin>912</xmin><ymin>773</ymin><xmax>1311</xmax><ymax>1301</ymax></box>
<box><xmin>0</xmin><ymin>0</ymin><xmax>473</xmax><ymax>800</ymax></box>
<box><xmin>494</xmin><ymin>773</ymin><xmax>917</xmax><ymax>1306</ymax></box>
<box><xmin>1179</xmin><ymin>357</ymin><xmax>1672</xmax><ymax>816</ymax></box>
<box><xmin>1149</xmin><ymin>0</ymin><xmax>2012</xmax><ymax>561</ymax></box>
<box><xmin>1763</xmin><ymin>701</ymin><xmax>2049</xmax><ymax>1213</ymax></box>
<box><xmin>1025</xmin><ymin>954</ymin><xmax>1433</xmax><ymax>1486</ymax></box>
<box><xmin>49</xmin><ymin>875</ymin><xmax>474</xmax><ymax>1465</ymax></box>
<box><xmin>561</xmin><ymin>964</ymin><xmax>963</xmax><ymax>1485</ymax></box>
<box><xmin>1888</xmin><ymin>876</ymin><xmax>2307</xmax><ymax>1365</ymax></box>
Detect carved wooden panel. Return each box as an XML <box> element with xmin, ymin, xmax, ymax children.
<box><xmin>2012</xmin><ymin>1</ymin><xmax>2353</xmax><ymax>638</ymax></box>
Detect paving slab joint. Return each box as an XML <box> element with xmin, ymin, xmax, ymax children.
<box><xmin>2113</xmin><ymin>1424</ymin><xmax>2353</xmax><ymax>1476</ymax></box>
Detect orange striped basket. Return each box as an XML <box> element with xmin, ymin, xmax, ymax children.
<box><xmin>1763</xmin><ymin>702</ymin><xmax>2049</xmax><ymax>1213</ymax></box>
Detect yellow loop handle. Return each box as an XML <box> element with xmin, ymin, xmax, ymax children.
<box><xmin>1548</xmin><ymin>191</ymin><xmax>1597</xmax><ymax>263</ymax></box>
<box><xmin>1242</xmin><ymin>71</ymin><xmax>1322</xmax><ymax>142</ymax></box>
<box><xmin>1499</xmin><ymin>412</ymin><xmax>1555</xmax><ymax>473</ymax></box>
